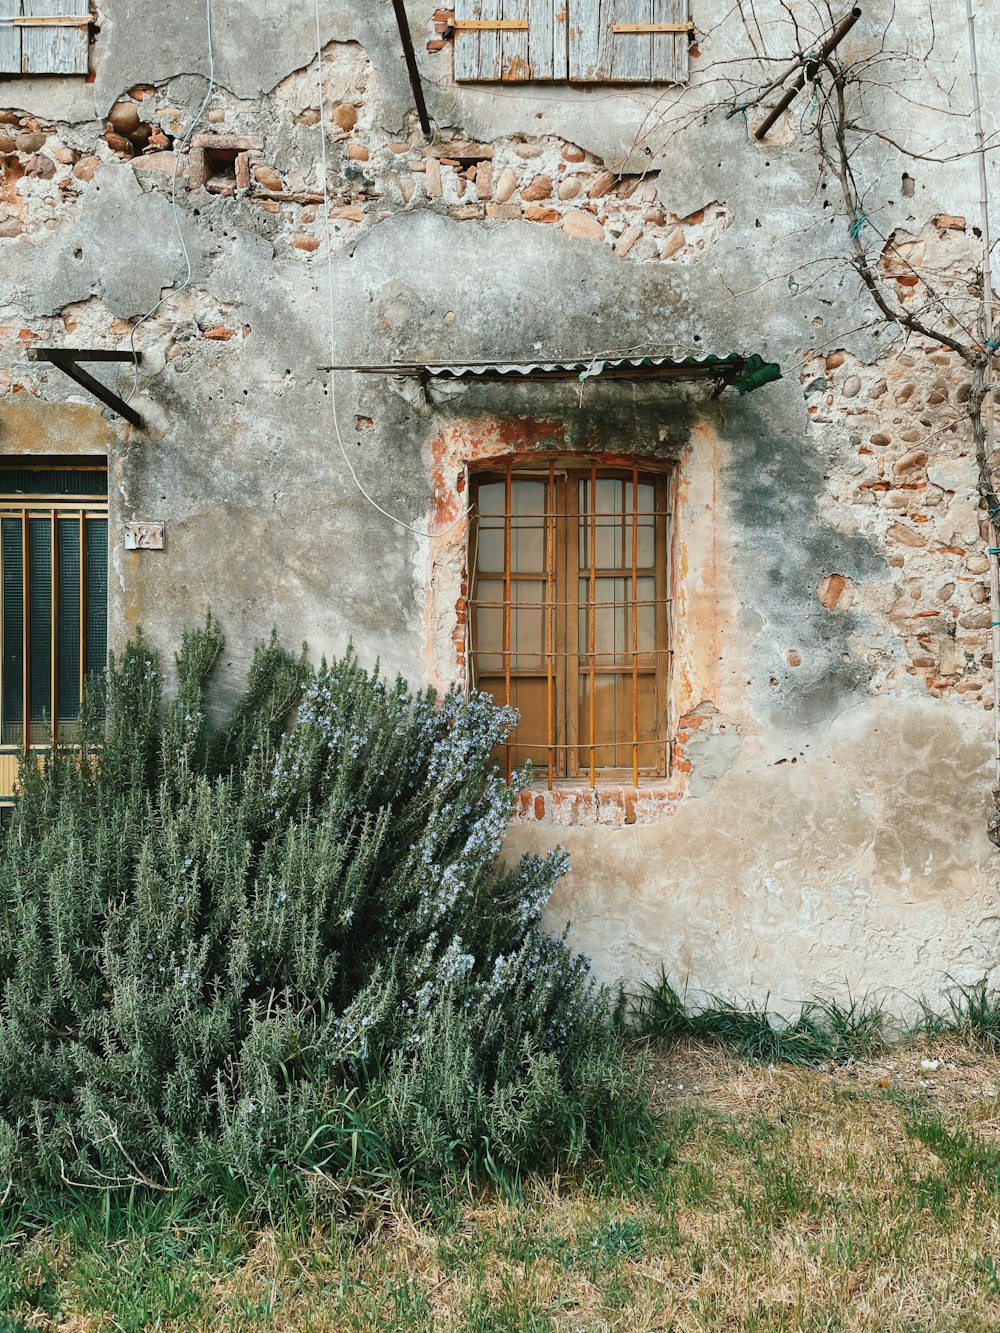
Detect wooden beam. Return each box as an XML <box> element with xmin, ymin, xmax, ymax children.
<box><xmin>27</xmin><ymin>349</ymin><xmax>144</xmax><ymax>429</ymax></box>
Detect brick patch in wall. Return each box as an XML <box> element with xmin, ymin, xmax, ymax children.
<box><xmin>513</xmin><ymin>787</ymin><xmax>679</xmax><ymax>826</ymax></box>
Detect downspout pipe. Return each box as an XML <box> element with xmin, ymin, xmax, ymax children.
<box><xmin>966</xmin><ymin>0</ymin><xmax>1000</xmax><ymax>795</ymax></box>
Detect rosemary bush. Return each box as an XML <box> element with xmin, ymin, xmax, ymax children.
<box><xmin>0</xmin><ymin>621</ymin><xmax>644</xmax><ymax>1200</ymax></box>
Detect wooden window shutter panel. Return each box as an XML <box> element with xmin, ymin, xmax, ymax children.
<box><xmin>0</xmin><ymin>0</ymin><xmax>22</xmax><ymax>75</ymax></box>
<box><xmin>569</xmin><ymin>0</ymin><xmax>689</xmax><ymax>83</ymax></box>
<box><xmin>454</xmin><ymin>0</ymin><xmax>569</xmax><ymax>81</ymax></box>
<box><xmin>3</xmin><ymin>0</ymin><xmax>90</xmax><ymax>76</ymax></box>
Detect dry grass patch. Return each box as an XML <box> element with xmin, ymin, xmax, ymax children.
<box><xmin>5</xmin><ymin>1038</ymin><xmax>1000</xmax><ymax>1332</ymax></box>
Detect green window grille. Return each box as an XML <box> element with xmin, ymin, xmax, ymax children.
<box><xmin>0</xmin><ymin>462</ymin><xmax>108</xmax><ymax>753</ymax></box>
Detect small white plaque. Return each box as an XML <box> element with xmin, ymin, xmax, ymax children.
<box><xmin>124</xmin><ymin>521</ymin><xmax>164</xmax><ymax>551</ymax></box>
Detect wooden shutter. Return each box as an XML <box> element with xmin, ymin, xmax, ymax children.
<box><xmin>0</xmin><ymin>0</ymin><xmax>89</xmax><ymax>77</ymax></box>
<box><xmin>454</xmin><ymin>0</ymin><xmax>569</xmax><ymax>81</ymax></box>
<box><xmin>569</xmin><ymin>0</ymin><xmax>689</xmax><ymax>83</ymax></box>
<box><xmin>0</xmin><ymin>0</ymin><xmax>20</xmax><ymax>74</ymax></box>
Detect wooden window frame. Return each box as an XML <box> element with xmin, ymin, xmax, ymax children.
<box><xmin>470</xmin><ymin>459</ymin><xmax>672</xmax><ymax>788</ymax></box>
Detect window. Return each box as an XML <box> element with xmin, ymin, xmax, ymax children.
<box><xmin>0</xmin><ymin>1</ymin><xmax>90</xmax><ymax>77</ymax></box>
<box><xmin>453</xmin><ymin>1</ymin><xmax>690</xmax><ymax>84</ymax></box>
<box><xmin>0</xmin><ymin>460</ymin><xmax>108</xmax><ymax>802</ymax></box>
<box><xmin>470</xmin><ymin>461</ymin><xmax>671</xmax><ymax>786</ymax></box>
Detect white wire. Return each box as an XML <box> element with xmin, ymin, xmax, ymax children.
<box><xmin>313</xmin><ymin>0</ymin><xmax>472</xmax><ymax>541</ymax></box>
<box><xmin>121</xmin><ymin>0</ymin><xmax>217</xmax><ymax>404</ymax></box>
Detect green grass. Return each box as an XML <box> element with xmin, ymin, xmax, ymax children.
<box><xmin>633</xmin><ymin>969</ymin><xmax>888</xmax><ymax>1064</ymax></box>
<box><xmin>4</xmin><ymin>1038</ymin><xmax>1000</xmax><ymax>1331</ymax></box>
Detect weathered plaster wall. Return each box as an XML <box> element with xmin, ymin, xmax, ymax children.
<box><xmin>2</xmin><ymin>0</ymin><xmax>999</xmax><ymax>1008</ymax></box>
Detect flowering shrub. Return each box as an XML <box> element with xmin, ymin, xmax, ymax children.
<box><xmin>0</xmin><ymin>621</ymin><xmax>645</xmax><ymax>1199</ymax></box>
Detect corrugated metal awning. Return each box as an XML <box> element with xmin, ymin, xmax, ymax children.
<box><xmin>326</xmin><ymin>351</ymin><xmax>782</xmax><ymax>396</ymax></box>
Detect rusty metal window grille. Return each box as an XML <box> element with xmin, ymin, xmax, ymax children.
<box><xmin>470</xmin><ymin>461</ymin><xmax>671</xmax><ymax>787</ymax></box>
<box><xmin>0</xmin><ymin>461</ymin><xmax>108</xmax><ymax>801</ymax></box>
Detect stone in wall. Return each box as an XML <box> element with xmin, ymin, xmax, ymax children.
<box><xmin>801</xmin><ymin>246</ymin><xmax>995</xmax><ymax>707</ymax></box>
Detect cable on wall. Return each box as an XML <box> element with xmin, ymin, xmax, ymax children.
<box><xmin>313</xmin><ymin>0</ymin><xmax>472</xmax><ymax>541</ymax></box>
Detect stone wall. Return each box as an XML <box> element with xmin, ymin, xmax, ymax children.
<box><xmin>1</xmin><ymin>0</ymin><xmax>999</xmax><ymax>1009</ymax></box>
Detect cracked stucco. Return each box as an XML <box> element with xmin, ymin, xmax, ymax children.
<box><xmin>1</xmin><ymin>0</ymin><xmax>999</xmax><ymax>1006</ymax></box>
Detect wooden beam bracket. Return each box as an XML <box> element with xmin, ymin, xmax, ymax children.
<box><xmin>2</xmin><ymin>15</ymin><xmax>92</xmax><ymax>27</ymax></box>
<box><xmin>453</xmin><ymin>19</ymin><xmax>529</xmax><ymax>30</ymax></box>
<box><xmin>390</xmin><ymin>0</ymin><xmax>432</xmax><ymax>140</ymax></box>
<box><xmin>27</xmin><ymin>349</ymin><xmax>144</xmax><ymax>429</ymax></box>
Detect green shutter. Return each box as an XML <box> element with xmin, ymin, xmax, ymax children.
<box><xmin>84</xmin><ymin>518</ymin><xmax>107</xmax><ymax>684</ymax></box>
<box><xmin>28</xmin><ymin>517</ymin><xmax>51</xmax><ymax>738</ymax></box>
<box><xmin>57</xmin><ymin>518</ymin><xmax>81</xmax><ymax>724</ymax></box>
<box><xmin>1</xmin><ymin>518</ymin><xmax>22</xmax><ymax>745</ymax></box>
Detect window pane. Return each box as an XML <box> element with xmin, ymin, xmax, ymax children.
<box><xmin>477</xmin><ymin>481</ymin><xmax>505</xmax><ymax>517</ymax></box>
<box><xmin>57</xmin><ymin>518</ymin><xmax>81</xmax><ymax>725</ymax></box>
<box><xmin>479</xmin><ymin>676</ymin><xmax>551</xmax><ymax>779</ymax></box>
<box><xmin>579</xmin><ymin>673</ymin><xmax>661</xmax><ymax>772</ymax></box>
<box><xmin>512</xmin><ymin>479</ymin><xmax>545</xmax><ymax>574</ymax></box>
<box><xmin>28</xmin><ymin>517</ymin><xmax>52</xmax><ymax>739</ymax></box>
<box><xmin>511</xmin><ymin>580</ymin><xmax>545</xmax><ymax>671</ymax></box>
<box><xmin>2</xmin><ymin>518</ymin><xmax>22</xmax><ymax>745</ymax></box>
<box><xmin>631</xmin><ymin>482</ymin><xmax>655</xmax><ymax>568</ymax></box>
<box><xmin>84</xmin><ymin>518</ymin><xmax>108</xmax><ymax>684</ymax></box>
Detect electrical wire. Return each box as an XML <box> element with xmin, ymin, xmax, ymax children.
<box><xmin>120</xmin><ymin>0</ymin><xmax>217</xmax><ymax>405</ymax></box>
<box><xmin>313</xmin><ymin>0</ymin><xmax>472</xmax><ymax>541</ymax></box>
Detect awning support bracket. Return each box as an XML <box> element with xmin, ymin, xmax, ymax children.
<box><xmin>390</xmin><ymin>0</ymin><xmax>432</xmax><ymax>140</ymax></box>
<box><xmin>27</xmin><ymin>349</ymin><xmax>144</xmax><ymax>429</ymax></box>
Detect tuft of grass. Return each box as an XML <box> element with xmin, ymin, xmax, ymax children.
<box><xmin>633</xmin><ymin>970</ymin><xmax>887</xmax><ymax>1066</ymax></box>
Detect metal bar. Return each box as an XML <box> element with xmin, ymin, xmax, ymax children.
<box><xmin>631</xmin><ymin>466</ymin><xmax>639</xmax><ymax>789</ymax></box>
<box><xmin>28</xmin><ymin>351</ymin><xmax>143</xmax><ymax>428</ymax></box>
<box><xmin>657</xmin><ymin>477</ymin><xmax>670</xmax><ymax>779</ymax></box>
<box><xmin>611</xmin><ymin>22</ymin><xmax>693</xmax><ymax>31</ymax></box>
<box><xmin>754</xmin><ymin>7</ymin><xmax>862</xmax><ymax>141</ymax></box>
<box><xmin>966</xmin><ymin>0</ymin><xmax>1000</xmax><ymax>791</ymax></box>
<box><xmin>26</xmin><ymin>349</ymin><xmax>141</xmax><ymax>363</ymax></box>
<box><xmin>546</xmin><ymin>462</ymin><xmax>554</xmax><ymax>792</ymax></box>
<box><xmin>390</xmin><ymin>0</ymin><xmax>432</xmax><ymax>139</ymax></box>
<box><xmin>50</xmin><ymin>512</ymin><xmax>57</xmax><ymax>746</ymax></box>
<box><xmin>21</xmin><ymin>511</ymin><xmax>28</xmax><ymax>757</ymax></box>
<box><xmin>473</xmin><ymin>595</ymin><xmax>668</xmax><ymax>611</ymax></box>
<box><xmin>503</xmin><ymin>461</ymin><xmax>512</xmax><ymax>782</ymax></box>
<box><xmin>454</xmin><ymin>19</ymin><xmax>529</xmax><ymax>29</ymax></box>
<box><xmin>589</xmin><ymin>460</ymin><xmax>596</xmax><ymax>788</ymax></box>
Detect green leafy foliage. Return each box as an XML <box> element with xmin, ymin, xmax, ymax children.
<box><xmin>634</xmin><ymin>970</ymin><xmax>886</xmax><ymax>1065</ymax></box>
<box><xmin>0</xmin><ymin>620</ymin><xmax>646</xmax><ymax>1201</ymax></box>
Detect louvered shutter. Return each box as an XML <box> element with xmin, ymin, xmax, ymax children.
<box><xmin>569</xmin><ymin>0</ymin><xmax>689</xmax><ymax>82</ymax></box>
<box><xmin>454</xmin><ymin>0</ymin><xmax>569</xmax><ymax>81</ymax></box>
<box><xmin>0</xmin><ymin>0</ymin><xmax>89</xmax><ymax>77</ymax></box>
